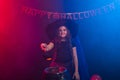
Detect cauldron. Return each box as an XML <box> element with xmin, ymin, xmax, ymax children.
<box><xmin>43</xmin><ymin>66</ymin><xmax>70</xmax><ymax>80</ymax></box>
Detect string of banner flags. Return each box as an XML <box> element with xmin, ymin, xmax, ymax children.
<box><xmin>21</xmin><ymin>1</ymin><xmax>119</xmax><ymax>20</ymax></box>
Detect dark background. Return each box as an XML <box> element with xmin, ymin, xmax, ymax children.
<box><xmin>0</xmin><ymin>0</ymin><xmax>120</xmax><ymax>80</ymax></box>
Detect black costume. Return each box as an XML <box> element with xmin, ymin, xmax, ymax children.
<box><xmin>50</xmin><ymin>39</ymin><xmax>76</xmax><ymax>79</ymax></box>
<box><xmin>43</xmin><ymin>20</ymin><xmax>90</xmax><ymax>80</ymax></box>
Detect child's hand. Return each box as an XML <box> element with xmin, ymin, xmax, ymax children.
<box><xmin>40</xmin><ymin>43</ymin><xmax>47</xmax><ymax>51</ymax></box>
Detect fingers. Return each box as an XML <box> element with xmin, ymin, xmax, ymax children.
<box><xmin>41</xmin><ymin>43</ymin><xmax>47</xmax><ymax>47</ymax></box>
<box><xmin>76</xmin><ymin>77</ymin><xmax>80</xmax><ymax>80</ymax></box>
<box><xmin>72</xmin><ymin>74</ymin><xmax>80</xmax><ymax>80</ymax></box>
<box><xmin>40</xmin><ymin>43</ymin><xmax>47</xmax><ymax>51</ymax></box>
<box><xmin>75</xmin><ymin>75</ymin><xmax>80</xmax><ymax>80</ymax></box>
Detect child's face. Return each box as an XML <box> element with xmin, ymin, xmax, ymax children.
<box><xmin>58</xmin><ymin>26</ymin><xmax>68</xmax><ymax>38</ymax></box>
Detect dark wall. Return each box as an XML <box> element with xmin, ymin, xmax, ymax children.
<box><xmin>0</xmin><ymin>0</ymin><xmax>120</xmax><ymax>80</ymax></box>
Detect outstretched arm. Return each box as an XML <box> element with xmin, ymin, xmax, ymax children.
<box><xmin>72</xmin><ymin>47</ymin><xmax>80</xmax><ymax>80</ymax></box>
<box><xmin>40</xmin><ymin>42</ymin><xmax>54</xmax><ymax>52</ymax></box>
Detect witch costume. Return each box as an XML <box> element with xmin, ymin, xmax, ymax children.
<box><xmin>43</xmin><ymin>20</ymin><xmax>90</xmax><ymax>80</ymax></box>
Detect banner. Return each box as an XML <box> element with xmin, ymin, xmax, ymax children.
<box><xmin>21</xmin><ymin>2</ymin><xmax>115</xmax><ymax>20</ymax></box>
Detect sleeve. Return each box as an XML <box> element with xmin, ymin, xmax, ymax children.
<box><xmin>72</xmin><ymin>39</ymin><xmax>76</xmax><ymax>47</ymax></box>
